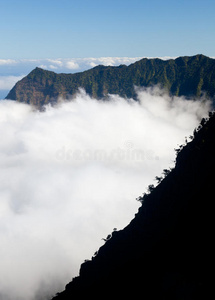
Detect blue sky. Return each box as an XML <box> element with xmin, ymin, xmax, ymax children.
<box><xmin>0</xmin><ymin>0</ymin><xmax>214</xmax><ymax>59</ymax></box>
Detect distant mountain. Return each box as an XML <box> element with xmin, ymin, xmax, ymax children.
<box><xmin>6</xmin><ymin>54</ymin><xmax>215</xmax><ymax>107</ymax></box>
<box><xmin>51</xmin><ymin>112</ymin><xmax>215</xmax><ymax>299</ymax></box>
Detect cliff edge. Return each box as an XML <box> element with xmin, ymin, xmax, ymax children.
<box><xmin>51</xmin><ymin>112</ymin><xmax>215</xmax><ymax>299</ymax></box>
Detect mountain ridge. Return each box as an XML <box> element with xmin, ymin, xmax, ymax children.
<box><xmin>6</xmin><ymin>54</ymin><xmax>215</xmax><ymax>107</ymax></box>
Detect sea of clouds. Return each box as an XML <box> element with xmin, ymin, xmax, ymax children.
<box><xmin>0</xmin><ymin>87</ymin><xmax>211</xmax><ymax>300</ymax></box>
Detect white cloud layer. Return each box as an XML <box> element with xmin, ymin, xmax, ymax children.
<box><xmin>0</xmin><ymin>59</ymin><xmax>17</xmax><ymax>65</ymax></box>
<box><xmin>0</xmin><ymin>75</ymin><xmax>25</xmax><ymax>90</ymax></box>
<box><xmin>0</xmin><ymin>88</ymin><xmax>211</xmax><ymax>300</ymax></box>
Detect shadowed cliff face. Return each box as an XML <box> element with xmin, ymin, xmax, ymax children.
<box><xmin>51</xmin><ymin>112</ymin><xmax>215</xmax><ymax>299</ymax></box>
<box><xmin>6</xmin><ymin>54</ymin><xmax>215</xmax><ymax>108</ymax></box>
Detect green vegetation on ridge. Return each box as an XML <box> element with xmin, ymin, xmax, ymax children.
<box><xmin>6</xmin><ymin>54</ymin><xmax>215</xmax><ymax>107</ymax></box>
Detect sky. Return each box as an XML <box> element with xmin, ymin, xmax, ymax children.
<box><xmin>0</xmin><ymin>1</ymin><xmax>214</xmax><ymax>299</ymax></box>
<box><xmin>0</xmin><ymin>0</ymin><xmax>214</xmax><ymax>98</ymax></box>
<box><xmin>0</xmin><ymin>88</ymin><xmax>211</xmax><ymax>300</ymax></box>
<box><xmin>0</xmin><ymin>0</ymin><xmax>214</xmax><ymax>59</ymax></box>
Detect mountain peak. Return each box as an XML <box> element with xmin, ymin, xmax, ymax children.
<box><xmin>28</xmin><ymin>66</ymin><xmax>56</xmax><ymax>77</ymax></box>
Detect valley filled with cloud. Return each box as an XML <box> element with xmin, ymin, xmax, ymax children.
<box><xmin>0</xmin><ymin>88</ymin><xmax>211</xmax><ymax>300</ymax></box>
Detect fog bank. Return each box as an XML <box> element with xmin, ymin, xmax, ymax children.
<box><xmin>0</xmin><ymin>88</ymin><xmax>211</xmax><ymax>300</ymax></box>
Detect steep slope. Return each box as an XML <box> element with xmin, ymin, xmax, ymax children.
<box><xmin>51</xmin><ymin>112</ymin><xmax>215</xmax><ymax>299</ymax></box>
<box><xmin>6</xmin><ymin>54</ymin><xmax>215</xmax><ymax>107</ymax></box>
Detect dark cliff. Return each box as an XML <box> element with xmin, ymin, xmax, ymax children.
<box><xmin>51</xmin><ymin>112</ymin><xmax>215</xmax><ymax>299</ymax></box>
<box><xmin>6</xmin><ymin>54</ymin><xmax>215</xmax><ymax>107</ymax></box>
